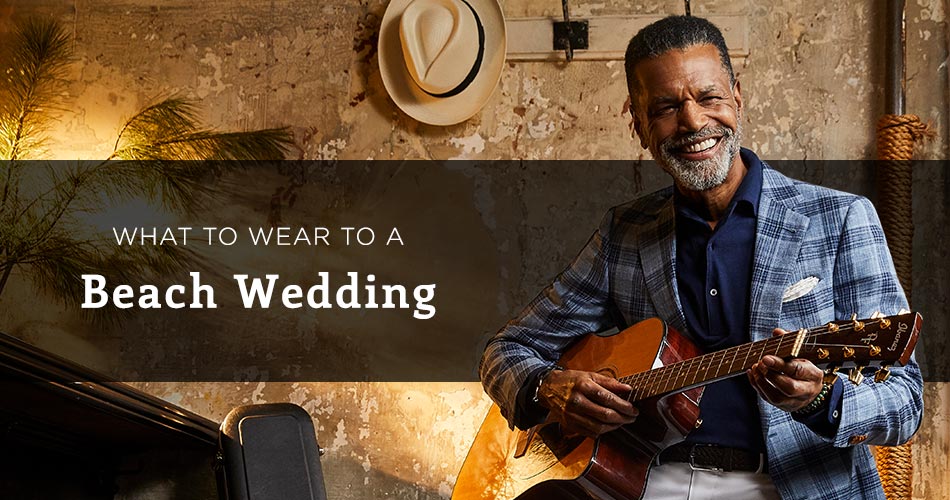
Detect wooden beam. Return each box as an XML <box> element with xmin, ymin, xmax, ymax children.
<box><xmin>506</xmin><ymin>15</ymin><xmax>749</xmax><ymax>62</ymax></box>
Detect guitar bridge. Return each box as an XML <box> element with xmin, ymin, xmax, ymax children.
<box><xmin>514</xmin><ymin>427</ymin><xmax>537</xmax><ymax>458</ymax></box>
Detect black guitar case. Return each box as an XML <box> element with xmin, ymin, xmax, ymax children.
<box><xmin>217</xmin><ymin>403</ymin><xmax>328</xmax><ymax>500</ymax></box>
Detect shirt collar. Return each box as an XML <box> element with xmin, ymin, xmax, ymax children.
<box><xmin>673</xmin><ymin>147</ymin><xmax>764</xmax><ymax>219</ymax></box>
<box><xmin>734</xmin><ymin>147</ymin><xmax>763</xmax><ymax>216</ymax></box>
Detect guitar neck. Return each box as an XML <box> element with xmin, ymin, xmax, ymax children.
<box><xmin>619</xmin><ymin>332</ymin><xmax>801</xmax><ymax>402</ymax></box>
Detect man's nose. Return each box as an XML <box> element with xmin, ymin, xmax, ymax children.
<box><xmin>677</xmin><ymin>100</ymin><xmax>708</xmax><ymax>133</ymax></box>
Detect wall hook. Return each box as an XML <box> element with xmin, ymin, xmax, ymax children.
<box><xmin>553</xmin><ymin>0</ymin><xmax>588</xmax><ymax>62</ymax></box>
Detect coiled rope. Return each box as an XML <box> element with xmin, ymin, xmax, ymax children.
<box><xmin>874</xmin><ymin>113</ymin><xmax>931</xmax><ymax>500</ymax></box>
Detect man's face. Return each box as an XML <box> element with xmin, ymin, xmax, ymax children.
<box><xmin>630</xmin><ymin>44</ymin><xmax>743</xmax><ymax>192</ymax></box>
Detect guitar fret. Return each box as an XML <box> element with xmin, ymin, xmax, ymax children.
<box><xmin>682</xmin><ymin>360</ymin><xmax>693</xmax><ymax>390</ymax></box>
<box><xmin>655</xmin><ymin>364</ymin><xmax>667</xmax><ymax>397</ymax></box>
<box><xmin>663</xmin><ymin>364</ymin><xmax>675</xmax><ymax>394</ymax></box>
<box><xmin>685</xmin><ymin>358</ymin><xmax>696</xmax><ymax>388</ymax></box>
<box><xmin>687</xmin><ymin>356</ymin><xmax>701</xmax><ymax>388</ymax></box>
<box><xmin>673</xmin><ymin>363</ymin><xmax>683</xmax><ymax>393</ymax></box>
<box><xmin>632</xmin><ymin>371</ymin><xmax>647</xmax><ymax>401</ymax></box>
<box><xmin>651</xmin><ymin>365</ymin><xmax>665</xmax><ymax>398</ymax></box>
<box><xmin>643</xmin><ymin>360</ymin><xmax>658</xmax><ymax>399</ymax></box>
<box><xmin>676</xmin><ymin>360</ymin><xmax>688</xmax><ymax>390</ymax></box>
<box><xmin>671</xmin><ymin>362</ymin><xmax>683</xmax><ymax>393</ymax></box>
<box><xmin>727</xmin><ymin>345</ymin><xmax>740</xmax><ymax>375</ymax></box>
<box><xmin>713</xmin><ymin>349</ymin><xmax>725</xmax><ymax>380</ymax></box>
<box><xmin>715</xmin><ymin>349</ymin><xmax>728</xmax><ymax>380</ymax></box>
<box><xmin>659</xmin><ymin>365</ymin><xmax>671</xmax><ymax>395</ymax></box>
<box><xmin>715</xmin><ymin>347</ymin><xmax>727</xmax><ymax>381</ymax></box>
<box><xmin>659</xmin><ymin>364</ymin><xmax>671</xmax><ymax>396</ymax></box>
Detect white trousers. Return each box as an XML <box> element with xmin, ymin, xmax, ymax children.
<box><xmin>642</xmin><ymin>463</ymin><xmax>781</xmax><ymax>500</ymax></box>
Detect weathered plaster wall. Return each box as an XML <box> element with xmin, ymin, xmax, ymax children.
<box><xmin>4</xmin><ymin>0</ymin><xmax>947</xmax><ymax>162</ymax></box>
<box><xmin>1</xmin><ymin>0</ymin><xmax>948</xmax><ymax>499</ymax></box>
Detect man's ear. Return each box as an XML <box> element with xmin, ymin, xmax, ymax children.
<box><xmin>733</xmin><ymin>80</ymin><xmax>743</xmax><ymax>115</ymax></box>
<box><xmin>632</xmin><ymin>108</ymin><xmax>647</xmax><ymax>149</ymax></box>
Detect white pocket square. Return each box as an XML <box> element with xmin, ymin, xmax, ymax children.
<box><xmin>782</xmin><ymin>276</ymin><xmax>820</xmax><ymax>303</ymax></box>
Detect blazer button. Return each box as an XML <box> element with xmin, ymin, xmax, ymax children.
<box><xmin>848</xmin><ymin>435</ymin><xmax>868</xmax><ymax>445</ymax></box>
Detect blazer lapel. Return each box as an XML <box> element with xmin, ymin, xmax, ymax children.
<box><xmin>638</xmin><ymin>195</ymin><xmax>690</xmax><ymax>336</ymax></box>
<box><xmin>748</xmin><ymin>168</ymin><xmax>810</xmax><ymax>341</ymax></box>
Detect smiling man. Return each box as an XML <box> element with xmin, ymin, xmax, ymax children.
<box><xmin>479</xmin><ymin>15</ymin><xmax>923</xmax><ymax>500</ymax></box>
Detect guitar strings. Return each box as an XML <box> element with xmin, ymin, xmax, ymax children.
<box><xmin>622</xmin><ymin>331</ymin><xmax>850</xmax><ymax>399</ymax></box>
<box><xmin>621</xmin><ymin>317</ymin><xmax>898</xmax><ymax>401</ymax></box>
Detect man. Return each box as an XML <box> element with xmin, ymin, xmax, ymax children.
<box><xmin>479</xmin><ymin>15</ymin><xmax>923</xmax><ymax>500</ymax></box>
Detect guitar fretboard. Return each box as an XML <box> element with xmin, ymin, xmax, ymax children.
<box><xmin>619</xmin><ymin>331</ymin><xmax>800</xmax><ymax>402</ymax></box>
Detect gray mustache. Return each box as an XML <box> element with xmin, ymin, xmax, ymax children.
<box><xmin>665</xmin><ymin>126</ymin><xmax>732</xmax><ymax>151</ymax></box>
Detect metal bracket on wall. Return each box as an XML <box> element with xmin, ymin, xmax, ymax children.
<box><xmin>553</xmin><ymin>20</ymin><xmax>589</xmax><ymax>58</ymax></box>
<box><xmin>507</xmin><ymin>14</ymin><xmax>749</xmax><ymax>62</ymax></box>
<box><xmin>553</xmin><ymin>0</ymin><xmax>588</xmax><ymax>62</ymax></box>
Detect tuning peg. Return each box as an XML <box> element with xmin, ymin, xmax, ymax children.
<box><xmin>826</xmin><ymin>322</ymin><xmax>840</xmax><ymax>333</ymax></box>
<box><xmin>842</xmin><ymin>346</ymin><xmax>855</xmax><ymax>358</ymax></box>
<box><xmin>868</xmin><ymin>345</ymin><xmax>881</xmax><ymax>357</ymax></box>
<box><xmin>874</xmin><ymin>366</ymin><xmax>892</xmax><ymax>383</ymax></box>
<box><xmin>848</xmin><ymin>366</ymin><xmax>865</xmax><ymax>386</ymax></box>
<box><xmin>845</xmin><ymin>313</ymin><xmax>865</xmax><ymax>331</ymax></box>
<box><xmin>823</xmin><ymin>366</ymin><xmax>840</xmax><ymax>384</ymax></box>
<box><xmin>870</xmin><ymin>311</ymin><xmax>891</xmax><ymax>329</ymax></box>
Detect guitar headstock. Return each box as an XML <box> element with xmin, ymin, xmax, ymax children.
<box><xmin>797</xmin><ymin>311</ymin><xmax>921</xmax><ymax>385</ymax></box>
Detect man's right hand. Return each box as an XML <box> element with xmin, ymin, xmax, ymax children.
<box><xmin>537</xmin><ymin>369</ymin><xmax>638</xmax><ymax>438</ymax></box>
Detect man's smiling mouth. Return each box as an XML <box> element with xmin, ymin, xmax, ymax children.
<box><xmin>680</xmin><ymin>137</ymin><xmax>720</xmax><ymax>153</ymax></box>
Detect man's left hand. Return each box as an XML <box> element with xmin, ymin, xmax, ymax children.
<box><xmin>747</xmin><ymin>328</ymin><xmax>824</xmax><ymax>413</ymax></box>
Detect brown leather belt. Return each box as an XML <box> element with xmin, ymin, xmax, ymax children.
<box><xmin>657</xmin><ymin>442</ymin><xmax>766</xmax><ymax>473</ymax></box>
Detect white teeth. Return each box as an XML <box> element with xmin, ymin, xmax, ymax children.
<box><xmin>683</xmin><ymin>137</ymin><xmax>717</xmax><ymax>153</ymax></box>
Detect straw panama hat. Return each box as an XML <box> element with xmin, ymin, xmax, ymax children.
<box><xmin>379</xmin><ymin>0</ymin><xmax>506</xmax><ymax>126</ymax></box>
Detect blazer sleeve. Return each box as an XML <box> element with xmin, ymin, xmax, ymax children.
<box><xmin>479</xmin><ymin>210</ymin><xmax>617</xmax><ymax>429</ymax></box>
<box><xmin>829</xmin><ymin>196</ymin><xmax>924</xmax><ymax>448</ymax></box>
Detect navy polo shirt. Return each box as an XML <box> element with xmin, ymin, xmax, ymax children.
<box><xmin>677</xmin><ymin>149</ymin><xmax>841</xmax><ymax>452</ymax></box>
<box><xmin>675</xmin><ymin>149</ymin><xmax>765</xmax><ymax>452</ymax></box>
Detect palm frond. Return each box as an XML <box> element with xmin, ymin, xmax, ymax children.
<box><xmin>113</xmin><ymin>97</ymin><xmax>294</xmax><ymax>161</ymax></box>
<box><xmin>0</xmin><ymin>17</ymin><xmax>297</xmax><ymax>311</ymax></box>
<box><xmin>24</xmin><ymin>229</ymin><xmax>203</xmax><ymax>324</ymax></box>
<box><xmin>0</xmin><ymin>18</ymin><xmax>72</xmax><ymax>160</ymax></box>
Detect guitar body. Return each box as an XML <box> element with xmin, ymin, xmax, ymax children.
<box><xmin>453</xmin><ymin>318</ymin><xmax>705</xmax><ymax>500</ymax></box>
<box><xmin>454</xmin><ymin>311</ymin><xmax>921</xmax><ymax>500</ymax></box>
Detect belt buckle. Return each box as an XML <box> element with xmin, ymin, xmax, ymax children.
<box><xmin>688</xmin><ymin>444</ymin><xmax>724</xmax><ymax>472</ymax></box>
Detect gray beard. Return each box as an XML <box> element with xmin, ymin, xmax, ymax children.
<box><xmin>656</xmin><ymin>123</ymin><xmax>742</xmax><ymax>192</ymax></box>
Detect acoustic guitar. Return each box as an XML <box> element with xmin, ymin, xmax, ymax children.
<box><xmin>452</xmin><ymin>312</ymin><xmax>921</xmax><ymax>500</ymax></box>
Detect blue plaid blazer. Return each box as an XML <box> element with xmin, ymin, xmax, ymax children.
<box><xmin>480</xmin><ymin>163</ymin><xmax>924</xmax><ymax>500</ymax></box>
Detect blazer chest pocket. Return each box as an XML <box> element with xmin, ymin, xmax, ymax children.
<box><xmin>780</xmin><ymin>275</ymin><xmax>834</xmax><ymax>326</ymax></box>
